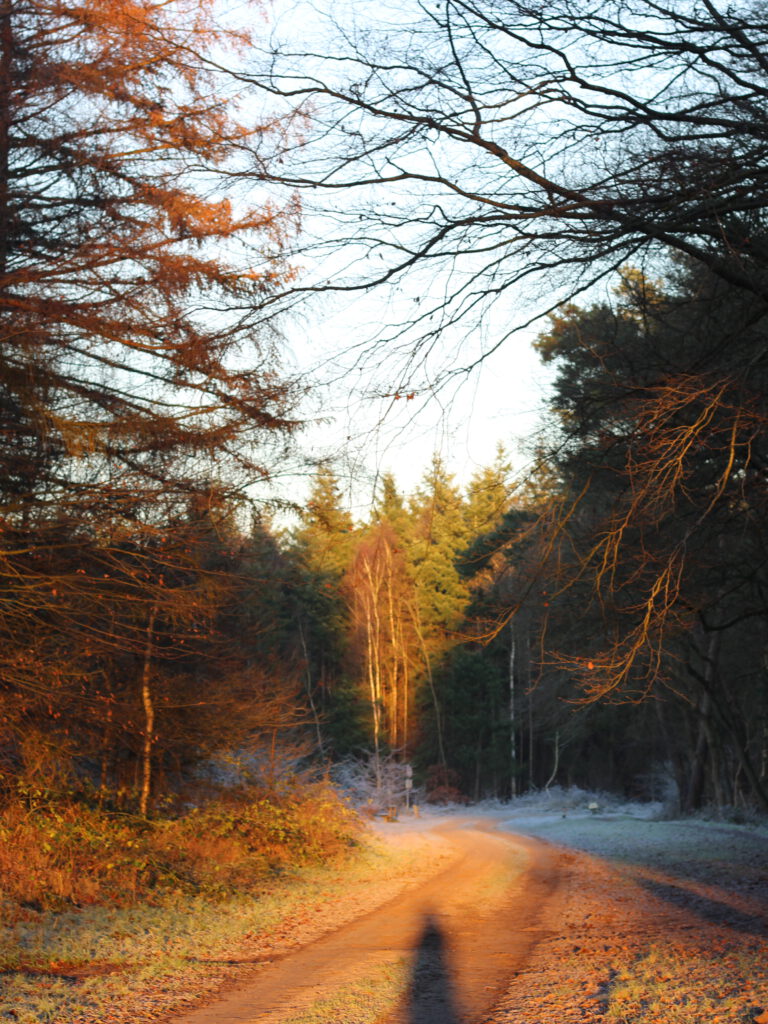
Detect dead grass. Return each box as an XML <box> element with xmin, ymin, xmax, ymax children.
<box><xmin>606</xmin><ymin>940</ymin><xmax>768</xmax><ymax>1023</ymax></box>
<box><xmin>488</xmin><ymin>807</ymin><xmax>768</xmax><ymax>1024</ymax></box>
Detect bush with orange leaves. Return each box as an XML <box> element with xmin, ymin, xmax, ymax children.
<box><xmin>0</xmin><ymin>783</ymin><xmax>361</xmax><ymax>914</ymax></box>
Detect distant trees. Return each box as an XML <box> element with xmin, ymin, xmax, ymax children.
<box><xmin>7</xmin><ymin>0</ymin><xmax>768</xmax><ymax>814</ymax></box>
<box><xmin>288</xmin><ymin>263</ymin><xmax>768</xmax><ymax>808</ymax></box>
<box><xmin>531</xmin><ymin>262</ymin><xmax>768</xmax><ymax>809</ymax></box>
<box><xmin>247</xmin><ymin>0</ymin><xmax>768</xmax><ymax>809</ymax></box>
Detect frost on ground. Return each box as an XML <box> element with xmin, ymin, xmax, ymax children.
<box><xmin>362</xmin><ymin>788</ymin><xmax>768</xmax><ymax>1023</ymax></box>
<box><xmin>2</xmin><ymin>789</ymin><xmax>766</xmax><ymax>1024</ymax></box>
<box><xmin>0</xmin><ymin>832</ymin><xmax>450</xmax><ymax>1024</ymax></box>
<box><xmin>478</xmin><ymin>788</ymin><xmax>768</xmax><ymax>1024</ymax></box>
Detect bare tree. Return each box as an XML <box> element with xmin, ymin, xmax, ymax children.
<box><xmin>244</xmin><ymin>0</ymin><xmax>768</xmax><ymax>389</ymax></box>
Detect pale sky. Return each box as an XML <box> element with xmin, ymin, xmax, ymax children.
<box><xmin>280</xmin><ymin>284</ymin><xmax>556</xmax><ymax>517</ymax></box>
<box><xmin>258</xmin><ymin>0</ymin><xmax>559</xmax><ymax>516</ymax></box>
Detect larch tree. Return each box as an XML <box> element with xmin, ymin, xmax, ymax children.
<box><xmin>0</xmin><ymin>0</ymin><xmax>303</xmax><ymax>804</ymax></box>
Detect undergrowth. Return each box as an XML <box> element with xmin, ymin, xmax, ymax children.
<box><xmin>0</xmin><ymin>781</ymin><xmax>361</xmax><ymax>913</ymax></box>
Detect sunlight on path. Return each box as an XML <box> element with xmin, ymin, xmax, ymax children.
<box><xmin>171</xmin><ymin>818</ymin><xmax>556</xmax><ymax>1024</ymax></box>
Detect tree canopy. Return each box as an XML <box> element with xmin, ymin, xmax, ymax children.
<box><xmin>0</xmin><ymin>0</ymin><xmax>305</xmax><ymax>809</ymax></box>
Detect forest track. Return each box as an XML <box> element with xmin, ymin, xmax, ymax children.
<box><xmin>168</xmin><ymin>816</ymin><xmax>567</xmax><ymax>1024</ymax></box>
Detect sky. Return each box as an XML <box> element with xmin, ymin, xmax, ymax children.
<box><xmin>281</xmin><ymin>291</ymin><xmax>556</xmax><ymax>518</ymax></box>
<box><xmin>255</xmin><ymin>0</ymin><xmax>559</xmax><ymax>517</ymax></box>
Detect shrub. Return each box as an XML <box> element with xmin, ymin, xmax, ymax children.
<box><xmin>0</xmin><ymin>782</ymin><xmax>361</xmax><ymax>912</ymax></box>
<box><xmin>424</xmin><ymin>765</ymin><xmax>467</xmax><ymax>805</ymax></box>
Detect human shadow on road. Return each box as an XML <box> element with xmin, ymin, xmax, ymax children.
<box><xmin>406</xmin><ymin>914</ymin><xmax>462</xmax><ymax>1024</ymax></box>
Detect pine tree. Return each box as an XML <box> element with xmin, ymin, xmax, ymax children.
<box><xmin>288</xmin><ymin>467</ymin><xmax>359</xmax><ymax>756</ymax></box>
<box><xmin>464</xmin><ymin>445</ymin><xmax>512</xmax><ymax>537</ymax></box>
<box><xmin>295</xmin><ymin>467</ymin><xmax>355</xmax><ymax>578</ymax></box>
<box><xmin>410</xmin><ymin>455</ymin><xmax>470</xmax><ymax>640</ymax></box>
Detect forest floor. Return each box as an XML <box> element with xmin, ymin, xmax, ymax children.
<box><xmin>2</xmin><ymin>796</ymin><xmax>767</xmax><ymax>1023</ymax></box>
<box><xmin>486</xmin><ymin>800</ymin><xmax>768</xmax><ymax>1024</ymax></box>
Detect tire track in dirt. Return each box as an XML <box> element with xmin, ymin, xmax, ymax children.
<box><xmin>170</xmin><ymin>818</ymin><xmax>566</xmax><ymax>1024</ymax></box>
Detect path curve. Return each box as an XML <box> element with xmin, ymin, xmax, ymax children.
<box><xmin>171</xmin><ymin>817</ymin><xmax>565</xmax><ymax>1024</ymax></box>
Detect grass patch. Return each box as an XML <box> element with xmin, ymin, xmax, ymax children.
<box><xmin>0</xmin><ymin>781</ymin><xmax>385</xmax><ymax>1023</ymax></box>
<box><xmin>0</xmin><ymin>781</ymin><xmax>360</xmax><ymax>912</ymax></box>
<box><xmin>0</xmin><ymin>833</ymin><xmax>420</xmax><ymax>1024</ymax></box>
<box><xmin>605</xmin><ymin>941</ymin><xmax>768</xmax><ymax>1023</ymax></box>
<box><xmin>504</xmin><ymin>813</ymin><xmax>766</xmax><ymax>885</ymax></box>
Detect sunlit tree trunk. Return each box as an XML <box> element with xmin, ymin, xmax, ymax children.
<box><xmin>412</xmin><ymin>604</ymin><xmax>445</xmax><ymax>767</ymax></box>
<box><xmin>400</xmin><ymin>616</ymin><xmax>410</xmax><ymax>759</ymax></box>
<box><xmin>361</xmin><ymin>558</ymin><xmax>383</xmax><ymax>785</ymax></box>
<box><xmin>385</xmin><ymin>546</ymin><xmax>400</xmax><ymax>750</ymax></box>
<box><xmin>139</xmin><ymin>600</ymin><xmax>159</xmax><ymax>818</ymax></box>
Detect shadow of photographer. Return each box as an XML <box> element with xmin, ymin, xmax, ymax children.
<box><xmin>406</xmin><ymin>913</ymin><xmax>462</xmax><ymax>1024</ymax></box>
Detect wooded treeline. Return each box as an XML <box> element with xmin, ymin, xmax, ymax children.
<box><xmin>0</xmin><ymin>0</ymin><xmax>305</xmax><ymax>814</ymax></box>
<box><xmin>2</xmin><ymin>0</ymin><xmax>768</xmax><ymax>817</ymax></box>
<box><xmin>289</xmin><ymin>278</ymin><xmax>768</xmax><ymax>815</ymax></box>
<box><xmin>9</xmin><ymin>416</ymin><xmax>763</xmax><ymax>813</ymax></box>
<box><xmin>249</xmin><ymin>0</ymin><xmax>768</xmax><ymax>813</ymax></box>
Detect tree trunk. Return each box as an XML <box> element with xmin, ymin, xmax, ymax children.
<box><xmin>139</xmin><ymin>600</ymin><xmax>159</xmax><ymax>818</ymax></box>
<box><xmin>298</xmin><ymin>620</ymin><xmax>325</xmax><ymax>757</ymax></box>
<box><xmin>683</xmin><ymin>694</ymin><xmax>710</xmax><ymax>812</ymax></box>
<box><xmin>362</xmin><ymin>559</ymin><xmax>383</xmax><ymax>787</ymax></box>
<box><xmin>400</xmin><ymin>617</ymin><xmax>410</xmax><ymax>760</ymax></box>
<box><xmin>474</xmin><ymin>732</ymin><xmax>483</xmax><ymax>802</ymax></box>
<box><xmin>545</xmin><ymin>730</ymin><xmax>559</xmax><ymax>790</ymax></box>
<box><xmin>385</xmin><ymin>547</ymin><xmax>400</xmax><ymax>750</ymax></box>
<box><xmin>0</xmin><ymin>0</ymin><xmax>11</xmax><ymax>282</ymax></box>
<box><xmin>509</xmin><ymin>620</ymin><xmax>517</xmax><ymax>798</ymax></box>
<box><xmin>413</xmin><ymin>607</ymin><xmax>445</xmax><ymax>767</ymax></box>
<box><xmin>694</xmin><ymin>629</ymin><xmax>768</xmax><ymax>813</ymax></box>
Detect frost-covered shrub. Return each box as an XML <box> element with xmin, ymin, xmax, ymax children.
<box><xmin>332</xmin><ymin>754</ymin><xmax>420</xmax><ymax>810</ymax></box>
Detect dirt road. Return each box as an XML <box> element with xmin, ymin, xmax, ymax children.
<box><xmin>171</xmin><ymin>816</ymin><xmax>565</xmax><ymax>1024</ymax></box>
<box><xmin>167</xmin><ymin>811</ymin><xmax>768</xmax><ymax>1024</ymax></box>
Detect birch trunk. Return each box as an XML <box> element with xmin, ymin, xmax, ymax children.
<box><xmin>509</xmin><ymin>620</ymin><xmax>517</xmax><ymax>797</ymax></box>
